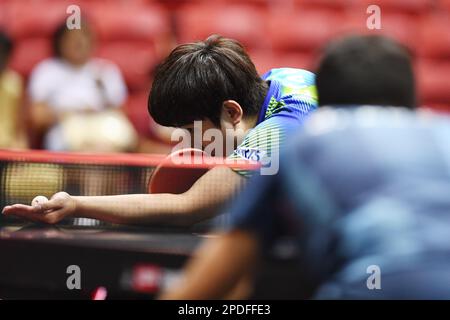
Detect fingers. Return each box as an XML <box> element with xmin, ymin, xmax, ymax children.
<box><xmin>2</xmin><ymin>192</ymin><xmax>72</xmax><ymax>224</ymax></box>
<box><xmin>2</xmin><ymin>206</ymin><xmax>11</xmax><ymax>214</ymax></box>
<box><xmin>4</xmin><ymin>204</ymin><xmax>41</xmax><ymax>214</ymax></box>
<box><xmin>42</xmin><ymin>192</ymin><xmax>71</xmax><ymax>210</ymax></box>
<box><xmin>2</xmin><ymin>204</ymin><xmax>49</xmax><ymax>223</ymax></box>
<box><xmin>41</xmin><ymin>209</ymin><xmax>67</xmax><ymax>224</ymax></box>
<box><xmin>39</xmin><ymin>198</ymin><xmax>62</xmax><ymax>211</ymax></box>
<box><xmin>2</xmin><ymin>204</ymin><xmax>66</xmax><ymax>224</ymax></box>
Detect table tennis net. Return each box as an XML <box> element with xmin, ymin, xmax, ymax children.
<box><xmin>0</xmin><ymin>149</ymin><xmax>259</xmax><ymax>227</ymax></box>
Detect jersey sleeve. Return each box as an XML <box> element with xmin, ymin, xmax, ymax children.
<box><xmin>228</xmin><ymin>107</ymin><xmax>308</xmax><ymax>177</ymax></box>
<box><xmin>228</xmin><ymin>68</ymin><xmax>317</xmax><ymax>177</ymax></box>
<box><xmin>228</xmin><ymin>117</ymin><xmax>285</xmax><ymax>177</ymax></box>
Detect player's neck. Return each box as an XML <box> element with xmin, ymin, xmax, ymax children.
<box><xmin>244</xmin><ymin>81</ymin><xmax>270</xmax><ymax>131</ymax></box>
<box><xmin>242</xmin><ymin>114</ymin><xmax>259</xmax><ymax>131</ymax></box>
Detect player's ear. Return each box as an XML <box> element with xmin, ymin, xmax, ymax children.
<box><xmin>221</xmin><ymin>100</ymin><xmax>243</xmax><ymax>126</ymax></box>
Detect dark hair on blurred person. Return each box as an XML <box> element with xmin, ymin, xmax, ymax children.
<box><xmin>53</xmin><ymin>23</ymin><xmax>69</xmax><ymax>57</ymax></box>
<box><xmin>316</xmin><ymin>35</ymin><xmax>416</xmax><ymax>109</ymax></box>
<box><xmin>0</xmin><ymin>31</ymin><xmax>13</xmax><ymax>71</ymax></box>
<box><xmin>149</xmin><ymin>34</ymin><xmax>267</xmax><ymax>127</ymax></box>
<box><xmin>52</xmin><ymin>20</ymin><xmax>91</xmax><ymax>57</ymax></box>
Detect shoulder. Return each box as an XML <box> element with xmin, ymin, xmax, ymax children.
<box><xmin>263</xmin><ymin>68</ymin><xmax>315</xmax><ymax>86</ymax></box>
<box><xmin>88</xmin><ymin>58</ymin><xmax>122</xmax><ymax>73</ymax></box>
<box><xmin>233</xmin><ymin>116</ymin><xmax>295</xmax><ymax>162</ymax></box>
<box><xmin>302</xmin><ymin>106</ymin><xmax>420</xmax><ymax>134</ymax></box>
<box><xmin>286</xmin><ymin>106</ymin><xmax>439</xmax><ymax>159</ymax></box>
<box><xmin>3</xmin><ymin>69</ymin><xmax>23</xmax><ymax>86</ymax></box>
<box><xmin>1</xmin><ymin>69</ymin><xmax>23</xmax><ymax>95</ymax></box>
<box><xmin>264</xmin><ymin>68</ymin><xmax>318</xmax><ymax>113</ymax></box>
<box><xmin>29</xmin><ymin>58</ymin><xmax>67</xmax><ymax>84</ymax></box>
<box><xmin>32</xmin><ymin>58</ymin><xmax>64</xmax><ymax>74</ymax></box>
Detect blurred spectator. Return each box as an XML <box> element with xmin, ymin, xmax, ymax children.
<box><xmin>135</xmin><ymin>105</ymin><xmax>176</xmax><ymax>155</ymax></box>
<box><xmin>127</xmin><ymin>65</ymin><xmax>176</xmax><ymax>155</ymax></box>
<box><xmin>0</xmin><ymin>31</ymin><xmax>27</xmax><ymax>149</ymax></box>
<box><xmin>28</xmin><ymin>21</ymin><xmax>137</xmax><ymax>152</ymax></box>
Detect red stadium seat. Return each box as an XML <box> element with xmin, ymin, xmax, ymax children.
<box><xmin>267</xmin><ymin>9</ymin><xmax>342</xmax><ymax>53</ymax></box>
<box><xmin>4</xmin><ymin>0</ymin><xmax>172</xmax><ymax>90</ymax></box>
<box><xmin>416</xmin><ymin>60</ymin><xmax>450</xmax><ymax>106</ymax></box>
<box><xmin>0</xmin><ymin>3</ymin><xmax>7</xmax><ymax>29</ymax></box>
<box><xmin>340</xmin><ymin>12</ymin><xmax>419</xmax><ymax>52</ymax></box>
<box><xmin>3</xmin><ymin>0</ymin><xmax>171</xmax><ymax>44</ymax></box>
<box><xmin>175</xmin><ymin>3</ymin><xmax>269</xmax><ymax>50</ymax></box>
<box><xmin>125</xmin><ymin>91</ymin><xmax>153</xmax><ymax>138</ymax></box>
<box><xmin>91</xmin><ymin>0</ymin><xmax>149</xmax><ymax>4</ymax></box>
<box><xmin>162</xmin><ymin>0</ymin><xmax>269</xmax><ymax>11</ymax></box>
<box><xmin>356</xmin><ymin>0</ymin><xmax>433</xmax><ymax>15</ymax></box>
<box><xmin>296</xmin><ymin>0</ymin><xmax>355</xmax><ymax>11</ymax></box>
<box><xmin>95</xmin><ymin>42</ymin><xmax>158</xmax><ymax>92</ymax></box>
<box><xmin>421</xmin><ymin>103</ymin><xmax>450</xmax><ymax>114</ymax></box>
<box><xmin>441</xmin><ymin>0</ymin><xmax>450</xmax><ymax>12</ymax></box>
<box><xmin>87</xmin><ymin>3</ymin><xmax>171</xmax><ymax>42</ymax></box>
<box><xmin>9</xmin><ymin>38</ymin><xmax>52</xmax><ymax>78</ymax></box>
<box><xmin>3</xmin><ymin>1</ymin><xmax>69</xmax><ymax>39</ymax></box>
<box><xmin>418</xmin><ymin>14</ymin><xmax>450</xmax><ymax>60</ymax></box>
<box><xmin>88</xmin><ymin>2</ymin><xmax>173</xmax><ymax>91</ymax></box>
<box><xmin>197</xmin><ymin>0</ymin><xmax>270</xmax><ymax>7</ymax></box>
<box><xmin>249</xmin><ymin>50</ymin><xmax>315</xmax><ymax>75</ymax></box>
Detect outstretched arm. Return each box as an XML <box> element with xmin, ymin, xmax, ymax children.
<box><xmin>2</xmin><ymin>166</ymin><xmax>246</xmax><ymax>226</ymax></box>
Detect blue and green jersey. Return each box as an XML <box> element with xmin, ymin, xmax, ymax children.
<box><xmin>229</xmin><ymin>68</ymin><xmax>318</xmax><ymax>176</ymax></box>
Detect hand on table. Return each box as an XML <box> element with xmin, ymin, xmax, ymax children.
<box><xmin>2</xmin><ymin>192</ymin><xmax>76</xmax><ymax>224</ymax></box>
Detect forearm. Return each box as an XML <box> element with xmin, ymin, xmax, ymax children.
<box><xmin>31</xmin><ymin>103</ymin><xmax>58</xmax><ymax>133</ymax></box>
<box><xmin>160</xmin><ymin>230</ymin><xmax>259</xmax><ymax>300</ymax></box>
<box><xmin>72</xmin><ymin>167</ymin><xmax>245</xmax><ymax>226</ymax></box>
<box><xmin>73</xmin><ymin>193</ymin><xmax>196</xmax><ymax>226</ymax></box>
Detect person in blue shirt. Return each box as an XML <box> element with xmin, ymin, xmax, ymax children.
<box><xmin>160</xmin><ymin>35</ymin><xmax>450</xmax><ymax>299</ymax></box>
<box><xmin>2</xmin><ymin>35</ymin><xmax>317</xmax><ymax>226</ymax></box>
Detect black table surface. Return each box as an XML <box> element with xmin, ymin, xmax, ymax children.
<box><xmin>0</xmin><ymin>222</ymin><xmax>313</xmax><ymax>299</ymax></box>
<box><xmin>0</xmin><ymin>222</ymin><xmax>206</xmax><ymax>299</ymax></box>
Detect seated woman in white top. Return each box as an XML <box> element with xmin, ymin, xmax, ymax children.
<box><xmin>28</xmin><ymin>21</ymin><xmax>135</xmax><ymax>152</ymax></box>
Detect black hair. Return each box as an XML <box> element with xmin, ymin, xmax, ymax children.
<box><xmin>148</xmin><ymin>35</ymin><xmax>268</xmax><ymax>127</ymax></box>
<box><xmin>316</xmin><ymin>35</ymin><xmax>416</xmax><ymax>109</ymax></box>
<box><xmin>0</xmin><ymin>31</ymin><xmax>13</xmax><ymax>70</ymax></box>
<box><xmin>52</xmin><ymin>20</ymin><xmax>91</xmax><ymax>57</ymax></box>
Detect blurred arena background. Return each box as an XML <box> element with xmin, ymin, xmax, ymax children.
<box><xmin>0</xmin><ymin>0</ymin><xmax>449</xmax><ymax>300</ymax></box>
<box><xmin>0</xmin><ymin>0</ymin><xmax>449</xmax><ymax>152</ymax></box>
